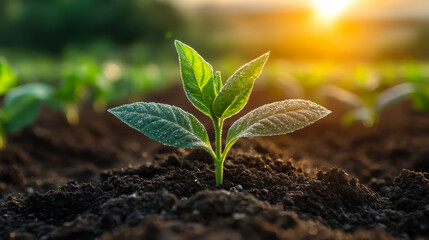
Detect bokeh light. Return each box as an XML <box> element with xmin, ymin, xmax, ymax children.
<box><xmin>311</xmin><ymin>0</ymin><xmax>356</xmax><ymax>22</ymax></box>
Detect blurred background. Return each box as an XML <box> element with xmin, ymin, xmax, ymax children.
<box><xmin>0</xmin><ymin>0</ymin><xmax>428</xmax><ymax>126</ymax></box>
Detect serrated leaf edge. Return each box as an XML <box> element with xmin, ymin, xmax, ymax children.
<box><xmin>212</xmin><ymin>52</ymin><xmax>270</xmax><ymax>119</ymax></box>
<box><xmin>175</xmin><ymin>40</ymin><xmax>216</xmax><ymax>116</ymax></box>
<box><xmin>108</xmin><ymin>102</ymin><xmax>211</xmax><ymax>149</ymax></box>
<box><xmin>226</xmin><ymin>99</ymin><xmax>331</xmax><ymax>143</ymax></box>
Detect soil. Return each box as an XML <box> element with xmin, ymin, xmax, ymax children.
<box><xmin>0</xmin><ymin>86</ymin><xmax>428</xmax><ymax>240</ymax></box>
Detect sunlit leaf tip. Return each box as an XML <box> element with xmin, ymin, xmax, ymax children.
<box><xmin>212</xmin><ymin>51</ymin><xmax>270</xmax><ymax>119</ymax></box>
<box><xmin>175</xmin><ymin>40</ymin><xmax>216</xmax><ymax>117</ymax></box>
<box><xmin>226</xmin><ymin>99</ymin><xmax>331</xmax><ymax>143</ymax></box>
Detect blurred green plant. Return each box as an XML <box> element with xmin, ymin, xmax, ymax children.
<box><xmin>0</xmin><ymin>0</ymin><xmax>182</xmax><ymax>53</ymax></box>
<box><xmin>271</xmin><ymin>62</ymin><xmax>332</xmax><ymax>102</ymax></box>
<box><xmin>403</xmin><ymin>62</ymin><xmax>429</xmax><ymax>111</ymax></box>
<box><xmin>53</xmin><ymin>60</ymin><xmax>100</xmax><ymax>125</ymax></box>
<box><xmin>0</xmin><ymin>62</ymin><xmax>17</xmax><ymax>95</ymax></box>
<box><xmin>0</xmin><ymin>83</ymin><xmax>53</xmax><ymax>149</ymax></box>
<box><xmin>319</xmin><ymin>82</ymin><xmax>414</xmax><ymax>127</ymax></box>
<box><xmin>270</xmin><ymin>62</ymin><xmax>429</xmax><ymax>127</ymax></box>
<box><xmin>0</xmin><ymin>51</ymin><xmax>183</xmax><ymax>150</ymax></box>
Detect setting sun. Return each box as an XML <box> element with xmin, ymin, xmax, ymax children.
<box><xmin>312</xmin><ymin>0</ymin><xmax>356</xmax><ymax>21</ymax></box>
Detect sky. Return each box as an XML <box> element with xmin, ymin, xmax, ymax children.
<box><xmin>169</xmin><ymin>0</ymin><xmax>429</xmax><ymax>20</ymax></box>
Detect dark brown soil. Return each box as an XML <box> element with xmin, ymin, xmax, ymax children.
<box><xmin>0</xmin><ymin>86</ymin><xmax>428</xmax><ymax>240</ymax></box>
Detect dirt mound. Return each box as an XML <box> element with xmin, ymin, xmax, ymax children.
<box><xmin>1</xmin><ymin>147</ymin><xmax>428</xmax><ymax>239</ymax></box>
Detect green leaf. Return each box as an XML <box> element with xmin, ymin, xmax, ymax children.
<box><xmin>212</xmin><ymin>52</ymin><xmax>269</xmax><ymax>119</ymax></box>
<box><xmin>341</xmin><ymin>107</ymin><xmax>375</xmax><ymax>127</ymax></box>
<box><xmin>375</xmin><ymin>83</ymin><xmax>413</xmax><ymax>111</ymax></box>
<box><xmin>318</xmin><ymin>84</ymin><xmax>363</xmax><ymax>108</ymax></box>
<box><xmin>0</xmin><ymin>62</ymin><xmax>17</xmax><ymax>96</ymax></box>
<box><xmin>214</xmin><ymin>71</ymin><xmax>222</xmax><ymax>94</ymax></box>
<box><xmin>175</xmin><ymin>40</ymin><xmax>216</xmax><ymax>116</ymax></box>
<box><xmin>108</xmin><ymin>102</ymin><xmax>211</xmax><ymax>149</ymax></box>
<box><xmin>226</xmin><ymin>99</ymin><xmax>330</xmax><ymax>143</ymax></box>
<box><xmin>404</xmin><ymin>63</ymin><xmax>429</xmax><ymax>111</ymax></box>
<box><xmin>1</xmin><ymin>83</ymin><xmax>54</xmax><ymax>132</ymax></box>
<box><xmin>57</xmin><ymin>61</ymin><xmax>99</xmax><ymax>102</ymax></box>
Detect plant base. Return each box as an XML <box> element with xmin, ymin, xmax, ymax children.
<box><xmin>215</xmin><ymin>160</ymin><xmax>223</xmax><ymax>186</ymax></box>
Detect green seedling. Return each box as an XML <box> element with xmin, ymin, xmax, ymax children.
<box><xmin>108</xmin><ymin>41</ymin><xmax>330</xmax><ymax>185</ymax></box>
<box><xmin>403</xmin><ymin>62</ymin><xmax>429</xmax><ymax>111</ymax></box>
<box><xmin>268</xmin><ymin>62</ymin><xmax>332</xmax><ymax>103</ymax></box>
<box><xmin>55</xmin><ymin>61</ymin><xmax>99</xmax><ymax>125</ymax></box>
<box><xmin>0</xmin><ymin>83</ymin><xmax>53</xmax><ymax>149</ymax></box>
<box><xmin>319</xmin><ymin>83</ymin><xmax>413</xmax><ymax>127</ymax></box>
<box><xmin>92</xmin><ymin>62</ymin><xmax>123</xmax><ymax>113</ymax></box>
<box><xmin>0</xmin><ymin>62</ymin><xmax>18</xmax><ymax>96</ymax></box>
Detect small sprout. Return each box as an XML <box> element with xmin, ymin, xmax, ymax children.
<box><xmin>404</xmin><ymin>62</ymin><xmax>429</xmax><ymax>112</ymax></box>
<box><xmin>55</xmin><ymin>61</ymin><xmax>100</xmax><ymax>125</ymax></box>
<box><xmin>319</xmin><ymin>83</ymin><xmax>414</xmax><ymax>127</ymax></box>
<box><xmin>109</xmin><ymin>41</ymin><xmax>331</xmax><ymax>185</ymax></box>
<box><xmin>0</xmin><ymin>83</ymin><xmax>53</xmax><ymax>149</ymax></box>
<box><xmin>0</xmin><ymin>62</ymin><xmax>17</xmax><ymax>96</ymax></box>
<box><xmin>0</xmin><ymin>63</ymin><xmax>53</xmax><ymax>149</ymax></box>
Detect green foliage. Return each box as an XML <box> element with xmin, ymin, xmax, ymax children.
<box><xmin>175</xmin><ymin>41</ymin><xmax>216</xmax><ymax>117</ymax></box>
<box><xmin>0</xmin><ymin>61</ymin><xmax>55</xmax><ymax>149</ymax></box>
<box><xmin>404</xmin><ymin>62</ymin><xmax>429</xmax><ymax>111</ymax></box>
<box><xmin>270</xmin><ymin>62</ymin><xmax>332</xmax><ymax>103</ymax></box>
<box><xmin>212</xmin><ymin>52</ymin><xmax>269</xmax><ymax>119</ymax></box>
<box><xmin>58</xmin><ymin>61</ymin><xmax>99</xmax><ymax>102</ymax></box>
<box><xmin>109</xmin><ymin>41</ymin><xmax>330</xmax><ymax>185</ymax></box>
<box><xmin>0</xmin><ymin>62</ymin><xmax>17</xmax><ymax>95</ymax></box>
<box><xmin>0</xmin><ymin>0</ymin><xmax>182</xmax><ymax>52</ymax></box>
<box><xmin>227</xmin><ymin>100</ymin><xmax>330</xmax><ymax>143</ymax></box>
<box><xmin>1</xmin><ymin>83</ymin><xmax>53</xmax><ymax>131</ymax></box>
<box><xmin>0</xmin><ymin>125</ymin><xmax>4</xmax><ymax>150</ymax></box>
<box><xmin>0</xmin><ymin>62</ymin><xmax>53</xmax><ymax>149</ymax></box>
<box><xmin>271</xmin><ymin>61</ymin><xmax>429</xmax><ymax>128</ymax></box>
<box><xmin>108</xmin><ymin>103</ymin><xmax>210</xmax><ymax>149</ymax></box>
<box><xmin>214</xmin><ymin>71</ymin><xmax>222</xmax><ymax>93</ymax></box>
<box><xmin>55</xmin><ymin>61</ymin><xmax>100</xmax><ymax>124</ymax></box>
<box><xmin>0</xmin><ymin>83</ymin><xmax>53</xmax><ymax>149</ymax></box>
<box><xmin>319</xmin><ymin>83</ymin><xmax>413</xmax><ymax>127</ymax></box>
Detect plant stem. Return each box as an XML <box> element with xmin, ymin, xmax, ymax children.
<box><xmin>0</xmin><ymin>125</ymin><xmax>6</xmax><ymax>150</ymax></box>
<box><xmin>204</xmin><ymin>147</ymin><xmax>217</xmax><ymax>161</ymax></box>
<box><xmin>221</xmin><ymin>139</ymin><xmax>238</xmax><ymax>160</ymax></box>
<box><xmin>213</xmin><ymin>117</ymin><xmax>224</xmax><ymax>185</ymax></box>
<box><xmin>215</xmin><ymin>159</ymin><xmax>223</xmax><ymax>185</ymax></box>
<box><xmin>214</xmin><ymin>118</ymin><xmax>223</xmax><ymax>159</ymax></box>
<box><xmin>65</xmin><ymin>103</ymin><xmax>79</xmax><ymax>125</ymax></box>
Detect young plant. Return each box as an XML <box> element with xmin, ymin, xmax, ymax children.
<box><xmin>0</xmin><ymin>83</ymin><xmax>53</xmax><ymax>149</ymax></box>
<box><xmin>108</xmin><ymin>41</ymin><xmax>330</xmax><ymax>185</ymax></box>
<box><xmin>55</xmin><ymin>61</ymin><xmax>99</xmax><ymax>125</ymax></box>
<box><xmin>318</xmin><ymin>83</ymin><xmax>413</xmax><ymax>127</ymax></box>
<box><xmin>403</xmin><ymin>62</ymin><xmax>429</xmax><ymax>112</ymax></box>
<box><xmin>0</xmin><ymin>62</ymin><xmax>17</xmax><ymax>96</ymax></box>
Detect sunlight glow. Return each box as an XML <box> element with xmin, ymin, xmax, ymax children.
<box><xmin>311</xmin><ymin>0</ymin><xmax>356</xmax><ymax>22</ymax></box>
